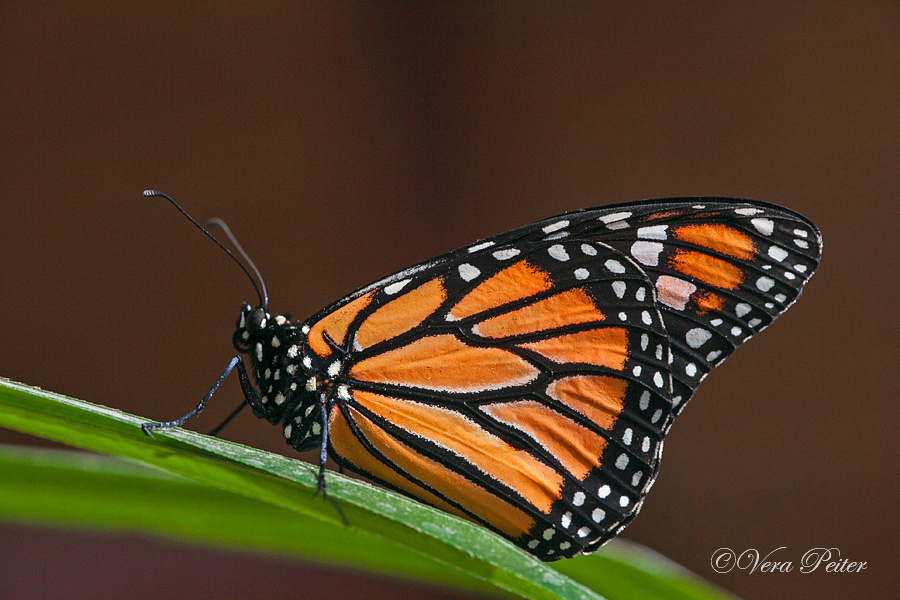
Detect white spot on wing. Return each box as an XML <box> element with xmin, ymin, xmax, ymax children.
<box><xmin>639</xmin><ymin>391</ymin><xmax>650</xmax><ymax>410</ymax></box>
<box><xmin>686</xmin><ymin>328</ymin><xmax>712</xmax><ymax>348</ymax></box>
<box><xmin>735</xmin><ymin>207</ymin><xmax>762</xmax><ymax>216</ymax></box>
<box><xmin>631</xmin><ymin>241</ymin><xmax>664</xmax><ymax>266</ymax></box>
<box><xmin>542</xmin><ymin>219</ymin><xmax>569</xmax><ymax>233</ymax></box>
<box><xmin>768</xmin><ymin>246</ymin><xmax>788</xmax><ymax>262</ymax></box>
<box><xmin>751</xmin><ymin>218</ymin><xmax>775</xmax><ymax>235</ymax></box>
<box><xmin>574</xmin><ymin>268</ymin><xmax>589</xmax><ymax>280</ymax></box>
<box><xmin>548</xmin><ymin>244</ymin><xmax>569</xmax><ymax>261</ymax></box>
<box><xmin>458</xmin><ymin>264</ymin><xmax>481</xmax><ymax>281</ymax></box>
<box><xmin>794</xmin><ymin>238</ymin><xmax>810</xmax><ymax>249</ymax></box>
<box><xmin>736</xmin><ymin>303</ymin><xmax>751</xmax><ymax>317</ymax></box>
<box><xmin>637</xmin><ymin>224</ymin><xmax>668</xmax><ymax>240</ymax></box>
<box><xmin>492</xmin><ymin>248</ymin><xmax>520</xmax><ymax>260</ymax></box>
<box><xmin>468</xmin><ymin>241</ymin><xmax>494</xmax><ymax>253</ymax></box>
<box><xmin>573</xmin><ymin>491</ymin><xmax>585</xmax><ymax>506</ymax></box>
<box><xmin>604</xmin><ymin>259</ymin><xmax>626</xmax><ymax>273</ymax></box>
<box><xmin>599</xmin><ymin>211</ymin><xmax>632</xmax><ymax>223</ymax></box>
<box><xmin>326</xmin><ymin>361</ymin><xmax>342</xmax><ymax>377</ymax></box>
<box><xmin>580</xmin><ymin>243</ymin><xmax>597</xmax><ymax>256</ymax></box>
<box><xmin>655</xmin><ymin>275</ymin><xmax>697</xmax><ymax>311</ymax></box>
<box><xmin>612</xmin><ymin>281</ymin><xmax>626</xmax><ymax>298</ymax></box>
<box><xmin>756</xmin><ymin>276</ymin><xmax>775</xmax><ymax>291</ymax></box>
<box><xmin>384</xmin><ymin>279</ymin><xmax>411</xmax><ymax>295</ymax></box>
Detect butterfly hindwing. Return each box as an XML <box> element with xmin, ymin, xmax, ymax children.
<box><xmin>295</xmin><ymin>198</ymin><xmax>821</xmax><ymax>560</ymax></box>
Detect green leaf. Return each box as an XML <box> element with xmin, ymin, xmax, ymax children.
<box><xmin>0</xmin><ymin>378</ymin><xmax>736</xmax><ymax>600</ymax></box>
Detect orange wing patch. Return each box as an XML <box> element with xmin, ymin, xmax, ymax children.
<box><xmin>669</xmin><ymin>249</ymin><xmax>743</xmax><ymax>290</ymax></box>
<box><xmin>520</xmin><ymin>328</ymin><xmax>628</xmax><ymax>370</ymax></box>
<box><xmin>308</xmin><ymin>290</ymin><xmax>376</xmax><ymax>356</ymax></box>
<box><xmin>328</xmin><ymin>407</ymin><xmax>463</xmax><ymax>518</ymax></box>
<box><xmin>672</xmin><ymin>224</ymin><xmax>755</xmax><ymax>259</ymax></box>
<box><xmin>352</xmin><ymin>391</ymin><xmax>563</xmax><ymax>513</ymax></box>
<box><xmin>692</xmin><ymin>290</ymin><xmax>724</xmax><ymax>313</ymax></box>
<box><xmin>545</xmin><ymin>375</ymin><xmax>626</xmax><ymax>430</ymax></box>
<box><xmin>448</xmin><ymin>260</ymin><xmax>553</xmax><ymax>321</ymax></box>
<box><xmin>335</xmin><ymin>405</ymin><xmax>535</xmax><ymax>538</ymax></box>
<box><xmin>482</xmin><ymin>400</ymin><xmax>606</xmax><ymax>481</ymax></box>
<box><xmin>355</xmin><ymin>278</ymin><xmax>446</xmax><ymax>350</ymax></box>
<box><xmin>473</xmin><ymin>288</ymin><xmax>605</xmax><ymax>339</ymax></box>
<box><xmin>351</xmin><ymin>334</ymin><xmax>539</xmax><ymax>393</ymax></box>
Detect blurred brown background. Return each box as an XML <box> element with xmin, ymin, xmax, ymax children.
<box><xmin>1</xmin><ymin>3</ymin><xmax>897</xmax><ymax>599</ymax></box>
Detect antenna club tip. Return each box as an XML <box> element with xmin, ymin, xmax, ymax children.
<box><xmin>143</xmin><ymin>189</ymin><xmax>159</xmax><ymax>196</ymax></box>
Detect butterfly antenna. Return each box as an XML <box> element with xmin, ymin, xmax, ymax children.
<box><xmin>143</xmin><ymin>190</ymin><xmax>267</xmax><ymax>308</ymax></box>
<box><xmin>206</xmin><ymin>217</ymin><xmax>269</xmax><ymax>309</ymax></box>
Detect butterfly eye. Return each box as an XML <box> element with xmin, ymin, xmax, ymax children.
<box><xmin>246</xmin><ymin>307</ymin><xmax>268</xmax><ymax>335</ymax></box>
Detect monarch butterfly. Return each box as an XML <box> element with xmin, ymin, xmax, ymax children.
<box><xmin>143</xmin><ymin>192</ymin><xmax>821</xmax><ymax>561</ymax></box>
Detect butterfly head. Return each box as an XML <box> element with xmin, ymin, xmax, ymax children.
<box><xmin>232</xmin><ymin>302</ymin><xmax>270</xmax><ymax>353</ymax></box>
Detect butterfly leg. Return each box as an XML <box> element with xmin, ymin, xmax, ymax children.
<box><xmin>315</xmin><ymin>392</ymin><xmax>331</xmax><ymax>495</ymax></box>
<box><xmin>142</xmin><ymin>356</ymin><xmax>242</xmax><ymax>437</ymax></box>
<box><xmin>233</xmin><ymin>359</ymin><xmax>269</xmax><ymax>415</ymax></box>
<box><xmin>313</xmin><ymin>391</ymin><xmax>349</xmax><ymax>525</ymax></box>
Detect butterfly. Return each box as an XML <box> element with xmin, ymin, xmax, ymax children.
<box><xmin>143</xmin><ymin>193</ymin><xmax>821</xmax><ymax>561</ymax></box>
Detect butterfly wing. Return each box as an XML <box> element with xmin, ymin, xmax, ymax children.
<box><xmin>300</xmin><ymin>198</ymin><xmax>821</xmax><ymax>560</ymax></box>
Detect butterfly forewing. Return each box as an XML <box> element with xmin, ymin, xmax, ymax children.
<box><xmin>293</xmin><ymin>198</ymin><xmax>821</xmax><ymax>560</ymax></box>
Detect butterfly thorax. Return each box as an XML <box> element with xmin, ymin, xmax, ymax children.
<box><xmin>232</xmin><ymin>302</ymin><xmax>323</xmax><ymax>450</ymax></box>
